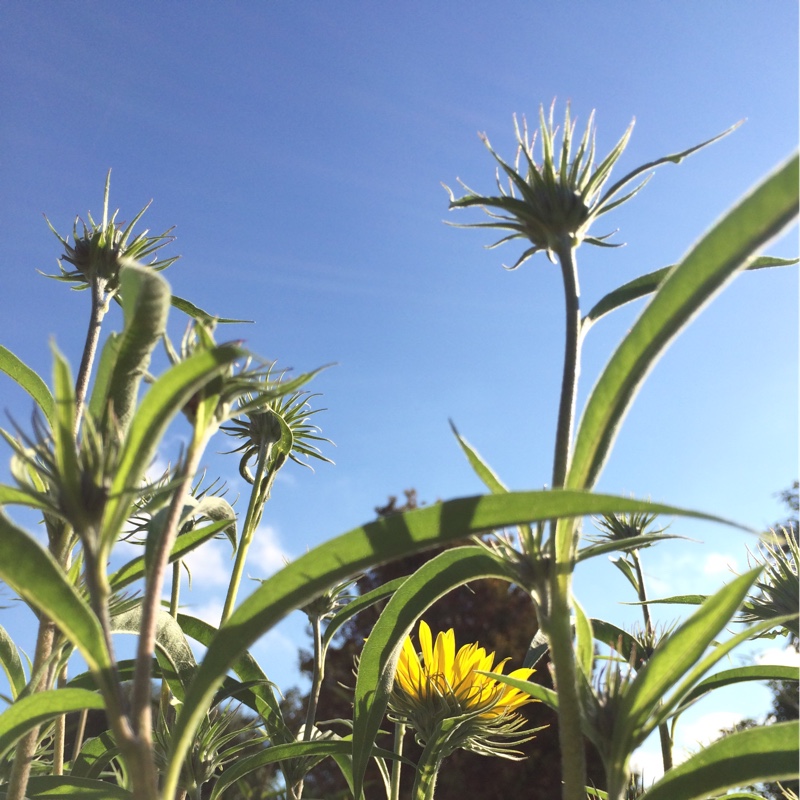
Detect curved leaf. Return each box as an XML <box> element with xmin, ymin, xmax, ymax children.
<box><xmin>582</xmin><ymin>255</ymin><xmax>799</xmax><ymax>331</ymax></box>
<box><xmin>112</xmin><ymin>608</ymin><xmax>196</xmax><ymax>701</ymax></box>
<box><xmin>0</xmin><ymin>622</ymin><xmax>26</xmax><ymax>701</ymax></box>
<box><xmin>71</xmin><ymin>731</ymin><xmax>121</xmax><ymax>779</ymax></box>
<box><xmin>322</xmin><ymin>576</ymin><xmax>407</xmax><ymax>653</ymax></box>
<box><xmin>480</xmin><ymin>671</ymin><xmax>559</xmax><ymax>711</ymax></box>
<box><xmin>613</xmin><ymin>568</ymin><xmax>762</xmax><ymax>763</ymax></box>
<box><xmin>0</xmin><ymin>345</ymin><xmax>54</xmax><ymax>427</ymax></box>
<box><xmin>208</xmin><ymin>739</ymin><xmax>406</xmax><ymax>800</ymax></box>
<box><xmin>176</xmin><ymin>613</ymin><xmax>288</xmax><ymax>741</ymax></box>
<box><xmin>0</xmin><ymin>775</ymin><xmax>133</xmax><ymax>798</ymax></box>
<box><xmin>100</xmin><ymin>341</ymin><xmax>243</xmax><ymax>554</ymax></box>
<box><xmin>640</xmin><ymin>720</ymin><xmax>799</xmax><ymax>800</ymax></box>
<box><xmin>0</xmin><ymin>513</ymin><xmax>112</xmax><ymax>680</ymax></box>
<box><xmin>674</xmin><ymin>664</ymin><xmax>799</xmax><ymax>713</ymax></box>
<box><xmin>171</xmin><ymin>293</ymin><xmax>251</xmax><ymax>325</ymax></box>
<box><xmin>577</xmin><ymin>533</ymin><xmax>684</xmax><ymax>563</ymax></box>
<box><xmin>162</xmin><ymin>489</ymin><xmax>747</xmax><ymax>797</ymax></box>
<box><xmin>109</xmin><ymin>518</ymin><xmax>234</xmax><ymax>591</ymax></box>
<box><xmin>0</xmin><ymin>688</ymin><xmax>104</xmax><ymax>759</ymax></box>
<box><xmin>568</xmin><ymin>154</ymin><xmax>799</xmax><ymax>492</ymax></box>
<box><xmin>449</xmin><ymin>420</ymin><xmax>508</xmax><ymax>493</ymax></box>
<box><xmin>351</xmin><ymin>546</ymin><xmax>518</xmax><ymax>797</ymax></box>
<box><xmin>101</xmin><ymin>261</ymin><xmax>171</xmax><ymax>437</ymax></box>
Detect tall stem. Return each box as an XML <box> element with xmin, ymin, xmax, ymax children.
<box><xmin>632</xmin><ymin>550</ymin><xmax>673</xmax><ymax>772</ymax></box>
<box><xmin>220</xmin><ymin>447</ymin><xmax>271</xmax><ymax>624</ymax></box>
<box><xmin>546</xmin><ymin>240</ymin><xmax>587</xmax><ymax>800</ymax></box>
<box><xmin>129</xmin><ymin>430</ymin><xmax>209</xmax><ymax>797</ymax></box>
<box><xmin>6</xmin><ymin>618</ymin><xmax>56</xmax><ymax>800</ymax></box>
<box><xmin>550</xmin><ymin>242</ymin><xmax>581</xmax><ymax>491</ymax></box>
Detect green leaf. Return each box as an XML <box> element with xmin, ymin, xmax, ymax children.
<box><xmin>87</xmin><ymin>331</ymin><xmax>120</xmax><ymax>422</ymax></box>
<box><xmin>0</xmin><ymin>622</ymin><xmax>27</xmax><ymax>701</ymax></box>
<box><xmin>640</xmin><ymin>721</ymin><xmax>799</xmax><ymax>800</ymax></box>
<box><xmin>582</xmin><ymin>255</ymin><xmax>799</xmax><ymax>331</ymax></box>
<box><xmin>574</xmin><ymin>598</ymin><xmax>594</xmax><ymax>680</ymax></box>
<box><xmin>480</xmin><ymin>671</ymin><xmax>559</xmax><ymax>711</ymax></box>
<box><xmin>322</xmin><ymin>576</ymin><xmax>407</xmax><ymax>654</ymax></box>
<box><xmin>0</xmin><ymin>688</ymin><xmax>104</xmax><ymax>759</ymax></box>
<box><xmin>111</xmin><ymin>608</ymin><xmax>196</xmax><ymax>702</ymax></box>
<box><xmin>0</xmin><ymin>513</ymin><xmax>112</xmax><ymax>680</ymax></box>
<box><xmin>612</xmin><ymin>568</ymin><xmax>762</xmax><ymax>763</ymax></box>
<box><xmin>175</xmin><ymin>613</ymin><xmax>289</xmax><ymax>742</ymax></box>
<box><xmin>171</xmin><ymin>293</ymin><xmax>252</xmax><ymax>325</ymax></box>
<box><xmin>674</xmin><ymin>664</ymin><xmax>799</xmax><ymax>712</ymax></box>
<box><xmin>208</xmin><ymin>739</ymin><xmax>405</xmax><ymax>800</ymax></box>
<box><xmin>568</xmin><ymin>154</ymin><xmax>799</xmax><ymax>492</ymax></box>
<box><xmin>109</xmin><ymin>518</ymin><xmax>234</xmax><ymax>591</ymax></box>
<box><xmin>655</xmin><ymin>612</ymin><xmax>799</xmax><ymax>731</ymax></box>
<box><xmin>577</xmin><ymin>533</ymin><xmax>683</xmax><ymax>563</ymax></box>
<box><xmin>0</xmin><ymin>345</ymin><xmax>54</xmax><ymax>427</ymax></box>
<box><xmin>591</xmin><ymin>619</ymin><xmax>645</xmax><ymax>669</ymax></box>
<box><xmin>101</xmin><ymin>261</ymin><xmax>171</xmax><ymax>436</ymax></box>
<box><xmin>100</xmin><ymin>341</ymin><xmax>243</xmax><ymax>554</ymax></box>
<box><xmin>449</xmin><ymin>420</ymin><xmax>508</xmax><ymax>493</ymax></box>
<box><xmin>0</xmin><ymin>775</ymin><xmax>133</xmax><ymax>798</ymax></box>
<box><xmin>351</xmin><ymin>547</ymin><xmax>517</xmax><ymax>796</ymax></box>
<box><xmin>162</xmin><ymin>489</ymin><xmax>748</xmax><ymax>797</ymax></box>
<box><xmin>635</xmin><ymin>594</ymin><xmax>707</xmax><ymax>606</ymax></box>
<box><xmin>71</xmin><ymin>731</ymin><xmax>120</xmax><ymax>779</ymax></box>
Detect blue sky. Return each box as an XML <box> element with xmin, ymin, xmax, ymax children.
<box><xmin>1</xmin><ymin>1</ymin><xmax>797</xmax><ymax>780</ymax></box>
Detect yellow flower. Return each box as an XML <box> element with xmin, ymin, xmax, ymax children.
<box><xmin>395</xmin><ymin>620</ymin><xmax>534</xmax><ymax>719</ymax></box>
<box><xmin>389</xmin><ymin>620</ymin><xmax>543</xmax><ymax>763</ymax></box>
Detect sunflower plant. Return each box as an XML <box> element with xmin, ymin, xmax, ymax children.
<box><xmin>0</xmin><ymin>103</ymin><xmax>796</xmax><ymax>800</ymax></box>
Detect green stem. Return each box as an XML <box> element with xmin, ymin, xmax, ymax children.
<box><xmin>390</xmin><ymin>723</ymin><xmax>406</xmax><ymax>800</ymax></box>
<box><xmin>412</xmin><ymin>730</ymin><xmax>447</xmax><ymax>800</ymax></box>
<box><xmin>631</xmin><ymin>550</ymin><xmax>673</xmax><ymax>772</ymax></box>
<box><xmin>545</xmin><ymin>240</ymin><xmax>587</xmax><ymax>800</ymax></box>
<box><xmin>546</xmin><ymin>584</ymin><xmax>588</xmax><ymax>800</ymax></box>
<box><xmin>303</xmin><ymin>614</ymin><xmax>324</xmax><ymax>740</ymax></box>
<box><xmin>74</xmin><ymin>276</ymin><xmax>108</xmax><ymax>436</ymax></box>
<box><xmin>220</xmin><ymin>445</ymin><xmax>271</xmax><ymax>624</ymax></box>
<box><xmin>128</xmin><ymin>430</ymin><xmax>209</xmax><ymax>798</ymax></box>
<box><xmin>550</xmin><ymin>243</ymin><xmax>581</xmax><ymax>491</ymax></box>
<box><xmin>6</xmin><ymin>617</ymin><xmax>56</xmax><ymax>800</ymax></box>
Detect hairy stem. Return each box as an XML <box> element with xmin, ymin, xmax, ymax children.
<box><xmin>6</xmin><ymin>618</ymin><xmax>57</xmax><ymax>800</ymax></box>
<box><xmin>128</xmin><ymin>432</ymin><xmax>209</xmax><ymax>798</ymax></box>
<box><xmin>390</xmin><ymin>723</ymin><xmax>406</xmax><ymax>800</ymax></box>
<box><xmin>546</xmin><ymin>241</ymin><xmax>587</xmax><ymax>800</ymax></box>
<box><xmin>303</xmin><ymin>615</ymin><xmax>324</xmax><ymax>739</ymax></box>
<box><xmin>550</xmin><ymin>243</ymin><xmax>581</xmax><ymax>491</ymax></box>
<box><xmin>546</xmin><ymin>581</ymin><xmax>588</xmax><ymax>800</ymax></box>
<box><xmin>74</xmin><ymin>276</ymin><xmax>108</xmax><ymax>435</ymax></box>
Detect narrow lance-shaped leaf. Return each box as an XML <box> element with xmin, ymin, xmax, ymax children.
<box><xmin>0</xmin><ymin>345</ymin><xmax>54</xmax><ymax>427</ymax></box>
<box><xmin>568</xmin><ymin>153</ymin><xmax>799</xmax><ymax>493</ymax></box>
<box><xmin>612</xmin><ymin>568</ymin><xmax>763</xmax><ymax>765</ymax></box>
<box><xmin>0</xmin><ymin>513</ymin><xmax>112</xmax><ymax>681</ymax></box>
<box><xmin>582</xmin><ymin>255</ymin><xmax>799</xmax><ymax>332</ymax></box>
<box><xmin>100</xmin><ymin>261</ymin><xmax>171</xmax><ymax>437</ymax></box>
<box><xmin>639</xmin><ymin>721</ymin><xmax>799</xmax><ymax>800</ymax></box>
<box><xmin>0</xmin><ymin>688</ymin><xmax>105</xmax><ymax>759</ymax></box>
<box><xmin>162</xmin><ymin>490</ymin><xmax>749</xmax><ymax>797</ymax></box>
<box><xmin>100</xmin><ymin>341</ymin><xmax>244</xmax><ymax>554</ymax></box>
<box><xmin>0</xmin><ymin>622</ymin><xmax>27</xmax><ymax>701</ymax></box>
